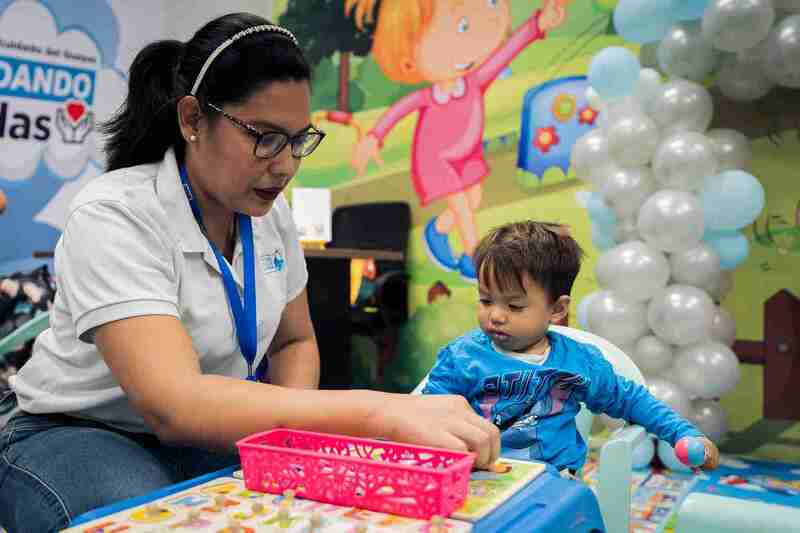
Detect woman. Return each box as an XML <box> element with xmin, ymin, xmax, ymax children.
<box><xmin>0</xmin><ymin>13</ymin><xmax>499</xmax><ymax>532</ymax></box>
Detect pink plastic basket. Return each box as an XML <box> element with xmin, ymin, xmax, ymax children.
<box><xmin>236</xmin><ymin>429</ymin><xmax>475</xmax><ymax>519</ymax></box>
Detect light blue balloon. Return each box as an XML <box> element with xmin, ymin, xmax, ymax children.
<box><xmin>657</xmin><ymin>439</ymin><xmax>693</xmax><ymax>473</ymax></box>
<box><xmin>704</xmin><ymin>229</ymin><xmax>750</xmax><ymax>270</ymax></box>
<box><xmin>702</xmin><ymin>170</ymin><xmax>765</xmax><ymax>230</ymax></box>
<box><xmin>675</xmin><ymin>0</ymin><xmax>709</xmax><ymax>21</ymax></box>
<box><xmin>587</xmin><ymin>192</ymin><xmax>618</xmax><ymax>230</ymax></box>
<box><xmin>614</xmin><ymin>0</ymin><xmax>678</xmax><ymax>44</ymax></box>
<box><xmin>592</xmin><ymin>224</ymin><xmax>618</xmax><ymax>251</ymax></box>
<box><xmin>588</xmin><ymin>46</ymin><xmax>642</xmax><ymax>98</ymax></box>
<box><xmin>633</xmin><ymin>436</ymin><xmax>656</xmax><ymax>469</ymax></box>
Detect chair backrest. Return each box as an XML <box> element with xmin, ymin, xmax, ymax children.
<box><xmin>412</xmin><ymin>325</ymin><xmax>646</xmax><ymax>444</ymax></box>
<box><xmin>329</xmin><ymin>202</ymin><xmax>411</xmax><ymax>255</ymax></box>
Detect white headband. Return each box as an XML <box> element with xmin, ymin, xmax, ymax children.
<box><xmin>189</xmin><ymin>24</ymin><xmax>298</xmax><ymax>96</ymax></box>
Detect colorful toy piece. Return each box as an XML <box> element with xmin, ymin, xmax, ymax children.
<box><xmin>675</xmin><ymin>437</ymin><xmax>706</xmax><ymax>467</ymax></box>
<box><xmin>428</xmin><ymin>515</ymin><xmax>445</xmax><ymax>533</ymax></box>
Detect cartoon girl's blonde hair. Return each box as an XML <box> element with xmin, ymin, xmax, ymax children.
<box><xmin>345</xmin><ymin>0</ymin><xmax>436</xmax><ymax>84</ymax></box>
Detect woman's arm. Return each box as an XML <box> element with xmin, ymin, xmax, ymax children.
<box><xmin>266</xmin><ymin>288</ymin><xmax>319</xmax><ymax>389</ymax></box>
<box><xmin>94</xmin><ymin>314</ymin><xmax>501</xmax><ymax>467</ymax></box>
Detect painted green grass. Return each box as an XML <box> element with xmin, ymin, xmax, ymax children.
<box><xmin>725</xmin><ymin>136</ymin><xmax>800</xmax><ymax>340</ymax></box>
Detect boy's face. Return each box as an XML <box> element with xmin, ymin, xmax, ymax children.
<box><xmin>478</xmin><ymin>271</ymin><xmax>569</xmax><ymax>354</ymax></box>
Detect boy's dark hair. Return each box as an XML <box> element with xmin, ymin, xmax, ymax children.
<box><xmin>474</xmin><ymin>221</ymin><xmax>584</xmax><ymax>302</ymax></box>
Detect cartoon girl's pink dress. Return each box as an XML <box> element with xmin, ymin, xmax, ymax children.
<box><xmin>369</xmin><ymin>12</ymin><xmax>545</xmax><ymax>205</ymax></box>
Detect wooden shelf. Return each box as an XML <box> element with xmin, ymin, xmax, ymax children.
<box><xmin>302</xmin><ymin>248</ymin><xmax>404</xmax><ymax>261</ymax></box>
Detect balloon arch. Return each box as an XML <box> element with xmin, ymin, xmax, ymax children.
<box><xmin>571</xmin><ymin>0</ymin><xmax>798</xmax><ymax>467</ymax></box>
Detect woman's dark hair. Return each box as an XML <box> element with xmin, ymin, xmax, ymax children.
<box><xmin>101</xmin><ymin>13</ymin><xmax>311</xmax><ymax>171</ymax></box>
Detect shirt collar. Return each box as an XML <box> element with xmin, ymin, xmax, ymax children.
<box><xmin>432</xmin><ymin>77</ymin><xmax>466</xmax><ymax>104</ymax></box>
<box><xmin>156</xmin><ymin>147</ymin><xmax>208</xmax><ymax>253</ymax></box>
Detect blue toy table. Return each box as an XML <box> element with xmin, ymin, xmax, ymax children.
<box><xmin>69</xmin><ymin>463</ymin><xmax>605</xmax><ymax>532</ymax></box>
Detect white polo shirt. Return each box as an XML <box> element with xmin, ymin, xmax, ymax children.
<box><xmin>11</xmin><ymin>147</ymin><xmax>308</xmax><ymax>433</ymax></box>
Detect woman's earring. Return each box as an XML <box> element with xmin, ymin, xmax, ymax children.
<box><xmin>189</xmin><ymin>134</ymin><xmax>197</xmax><ymax>142</ymax></box>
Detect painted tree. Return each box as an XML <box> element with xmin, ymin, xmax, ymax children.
<box><xmin>279</xmin><ymin>0</ymin><xmax>375</xmax><ymax>112</ymax></box>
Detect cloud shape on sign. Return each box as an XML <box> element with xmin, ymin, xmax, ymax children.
<box><xmin>0</xmin><ymin>0</ymin><xmax>126</xmax><ymax>183</ymax></box>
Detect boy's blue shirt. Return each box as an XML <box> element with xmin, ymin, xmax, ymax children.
<box><xmin>422</xmin><ymin>329</ymin><xmax>702</xmax><ymax>471</ymax></box>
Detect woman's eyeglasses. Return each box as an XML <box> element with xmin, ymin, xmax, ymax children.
<box><xmin>207</xmin><ymin>102</ymin><xmax>325</xmax><ymax>159</ymax></box>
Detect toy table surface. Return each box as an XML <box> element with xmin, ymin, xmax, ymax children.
<box><xmin>66</xmin><ymin>463</ymin><xmax>605</xmax><ymax>533</ymax></box>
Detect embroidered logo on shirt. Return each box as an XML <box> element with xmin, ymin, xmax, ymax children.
<box><xmin>261</xmin><ymin>249</ymin><xmax>285</xmax><ymax>274</ymax></box>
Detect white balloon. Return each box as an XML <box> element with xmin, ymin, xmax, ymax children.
<box><xmin>690</xmin><ymin>399</ymin><xmax>729</xmax><ymax>444</ymax></box>
<box><xmin>649</xmin><ymin>79</ymin><xmax>714</xmax><ymax>135</ymax></box>
<box><xmin>774</xmin><ymin>0</ymin><xmax>800</xmax><ymax>13</ymax></box>
<box><xmin>658</xmin><ymin>22</ymin><xmax>720</xmax><ymax>81</ymax></box>
<box><xmin>709</xmin><ymin>306</ymin><xmax>737</xmax><ymax>346</ymax></box>
<box><xmin>648</xmin><ymin>285</ymin><xmax>717</xmax><ymax>346</ymax></box>
<box><xmin>763</xmin><ymin>15</ymin><xmax>800</xmax><ymax>88</ymax></box>
<box><xmin>669</xmin><ymin>243</ymin><xmax>722</xmax><ymax>289</ymax></box>
<box><xmin>635</xmin><ymin>68</ymin><xmax>663</xmax><ymax>113</ymax></box>
<box><xmin>705</xmin><ymin>270</ymin><xmax>734</xmax><ymax>302</ymax></box>
<box><xmin>595</xmin><ymin>241</ymin><xmax>670</xmax><ymax>303</ymax></box>
<box><xmin>614</xmin><ymin>217</ymin><xmax>641</xmax><ymax>244</ymax></box>
<box><xmin>738</xmin><ymin>38</ymin><xmax>770</xmax><ymax>63</ymax></box>
<box><xmin>607</xmin><ymin>113</ymin><xmax>661</xmax><ymax>167</ymax></box>
<box><xmin>653</xmin><ymin>132</ymin><xmax>719</xmax><ymax>191</ymax></box>
<box><xmin>702</xmin><ymin>0</ymin><xmax>776</xmax><ymax>52</ymax></box>
<box><xmin>647</xmin><ymin>377</ymin><xmax>693</xmax><ymax>418</ymax></box>
<box><xmin>634</xmin><ymin>335</ymin><xmax>675</xmax><ymax>375</ymax></box>
<box><xmin>706</xmin><ymin>129</ymin><xmax>752</xmax><ymax>171</ymax></box>
<box><xmin>572</xmin><ymin>130</ymin><xmax>612</xmax><ymax>184</ymax></box>
<box><xmin>638</xmin><ymin>190</ymin><xmax>705</xmax><ymax>253</ymax></box>
<box><xmin>598</xmin><ymin>96</ymin><xmax>646</xmax><ymax>130</ymax></box>
<box><xmin>587</xmin><ymin>290</ymin><xmax>651</xmax><ymax>347</ymax></box>
<box><xmin>600</xmin><ymin>165</ymin><xmax>657</xmax><ymax>219</ymax></box>
<box><xmin>660</xmin><ymin>363</ymin><xmax>682</xmax><ymax>384</ymax></box>
<box><xmin>717</xmin><ymin>53</ymin><xmax>775</xmax><ymax>101</ymax></box>
<box><xmin>675</xmin><ymin>341</ymin><xmax>741</xmax><ymax>398</ymax></box>
<box><xmin>577</xmin><ymin>291</ymin><xmax>600</xmax><ymax>330</ymax></box>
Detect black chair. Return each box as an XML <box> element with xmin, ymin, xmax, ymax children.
<box><xmin>328</xmin><ymin>202</ymin><xmax>411</xmax><ymax>384</ymax></box>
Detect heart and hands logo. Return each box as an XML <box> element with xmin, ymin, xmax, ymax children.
<box><xmin>55</xmin><ymin>100</ymin><xmax>93</xmax><ymax>144</ymax></box>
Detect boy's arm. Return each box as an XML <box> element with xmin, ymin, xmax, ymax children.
<box><xmin>422</xmin><ymin>345</ymin><xmax>470</xmax><ymax>396</ymax></box>
<box><xmin>582</xmin><ymin>358</ymin><xmax>703</xmax><ymax>446</ymax></box>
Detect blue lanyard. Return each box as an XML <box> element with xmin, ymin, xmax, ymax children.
<box><xmin>179</xmin><ymin>165</ymin><xmax>260</xmax><ymax>381</ymax></box>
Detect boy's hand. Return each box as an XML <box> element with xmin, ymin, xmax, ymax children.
<box><xmin>675</xmin><ymin>436</ymin><xmax>720</xmax><ymax>472</ymax></box>
<box><xmin>699</xmin><ymin>437</ymin><xmax>720</xmax><ymax>471</ymax></box>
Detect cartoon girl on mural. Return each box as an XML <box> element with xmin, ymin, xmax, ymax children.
<box><xmin>348</xmin><ymin>0</ymin><xmax>568</xmax><ymax>282</ymax></box>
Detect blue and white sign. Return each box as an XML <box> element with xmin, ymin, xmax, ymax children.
<box><xmin>0</xmin><ymin>0</ymin><xmax>163</xmax><ymax>270</ymax></box>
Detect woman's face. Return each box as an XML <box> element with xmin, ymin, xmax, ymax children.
<box><xmin>189</xmin><ymin>79</ymin><xmax>312</xmax><ymax>217</ymax></box>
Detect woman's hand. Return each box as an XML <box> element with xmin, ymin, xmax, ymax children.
<box><xmin>372</xmin><ymin>394</ymin><xmax>501</xmax><ymax>469</ymax></box>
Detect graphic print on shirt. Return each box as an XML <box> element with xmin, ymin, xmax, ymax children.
<box><xmin>477</xmin><ymin>369</ymin><xmax>588</xmax><ymax>455</ymax></box>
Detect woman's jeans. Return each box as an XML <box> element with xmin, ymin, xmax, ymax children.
<box><xmin>0</xmin><ymin>407</ymin><xmax>238</xmax><ymax>533</ymax></box>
